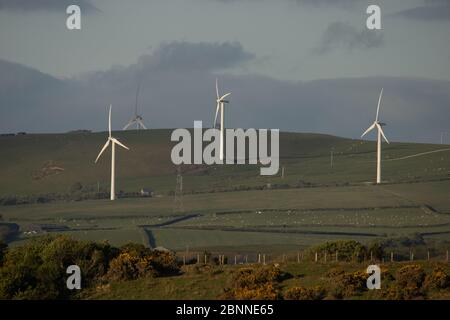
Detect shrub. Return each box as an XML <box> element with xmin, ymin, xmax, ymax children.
<box><xmin>367</xmin><ymin>241</ymin><xmax>384</xmax><ymax>261</ymax></box>
<box><xmin>106</xmin><ymin>252</ymin><xmax>141</xmax><ymax>281</ymax></box>
<box><xmin>0</xmin><ymin>235</ymin><xmax>115</xmax><ymax>299</ymax></box>
<box><xmin>309</xmin><ymin>240</ymin><xmax>368</xmax><ymax>262</ymax></box>
<box><xmin>231</xmin><ymin>283</ymin><xmax>279</xmax><ymax>300</ymax></box>
<box><xmin>106</xmin><ymin>246</ymin><xmax>179</xmax><ymax>281</ymax></box>
<box><xmin>384</xmin><ymin>264</ymin><xmax>426</xmax><ymax>300</ymax></box>
<box><xmin>425</xmin><ymin>267</ymin><xmax>450</xmax><ymax>290</ymax></box>
<box><xmin>221</xmin><ymin>265</ymin><xmax>282</xmax><ymax>300</ymax></box>
<box><xmin>284</xmin><ymin>286</ymin><xmax>326</xmax><ymax>300</ymax></box>
<box><xmin>329</xmin><ymin>270</ymin><xmax>368</xmax><ymax>299</ymax></box>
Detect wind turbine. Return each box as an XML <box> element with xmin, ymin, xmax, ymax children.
<box><xmin>96</xmin><ymin>105</ymin><xmax>130</xmax><ymax>200</ymax></box>
<box><xmin>123</xmin><ymin>83</ymin><xmax>147</xmax><ymax>130</ymax></box>
<box><xmin>361</xmin><ymin>88</ymin><xmax>390</xmax><ymax>184</ymax></box>
<box><xmin>214</xmin><ymin>78</ymin><xmax>231</xmax><ymax>161</ymax></box>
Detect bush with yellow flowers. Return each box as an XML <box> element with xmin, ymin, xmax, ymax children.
<box><xmin>106</xmin><ymin>244</ymin><xmax>179</xmax><ymax>281</ymax></box>
<box><xmin>329</xmin><ymin>270</ymin><xmax>368</xmax><ymax>299</ymax></box>
<box><xmin>424</xmin><ymin>267</ymin><xmax>450</xmax><ymax>290</ymax></box>
<box><xmin>284</xmin><ymin>286</ymin><xmax>326</xmax><ymax>300</ymax></box>
<box><xmin>220</xmin><ymin>265</ymin><xmax>283</xmax><ymax>300</ymax></box>
<box><xmin>383</xmin><ymin>264</ymin><xmax>426</xmax><ymax>300</ymax></box>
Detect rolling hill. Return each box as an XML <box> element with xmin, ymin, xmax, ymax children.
<box><xmin>1</xmin><ymin>129</ymin><xmax>450</xmax><ymax>251</ymax></box>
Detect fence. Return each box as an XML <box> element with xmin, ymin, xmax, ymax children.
<box><xmin>176</xmin><ymin>249</ymin><xmax>450</xmax><ymax>266</ymax></box>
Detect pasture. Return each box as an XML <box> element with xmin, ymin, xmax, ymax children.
<box><xmin>1</xmin><ymin>130</ymin><xmax>449</xmax><ymax>251</ymax></box>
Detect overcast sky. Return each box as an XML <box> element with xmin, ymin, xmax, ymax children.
<box><xmin>0</xmin><ymin>0</ymin><xmax>449</xmax><ymax>143</ymax></box>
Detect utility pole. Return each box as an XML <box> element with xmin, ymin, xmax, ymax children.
<box><xmin>330</xmin><ymin>147</ymin><xmax>334</xmax><ymax>169</ymax></box>
<box><xmin>174</xmin><ymin>166</ymin><xmax>184</xmax><ymax>214</ymax></box>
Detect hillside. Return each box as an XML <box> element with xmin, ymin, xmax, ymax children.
<box><xmin>0</xmin><ymin>129</ymin><xmax>449</xmax><ymax>196</ymax></box>
<box><xmin>1</xmin><ymin>130</ymin><xmax>450</xmax><ymax>251</ymax></box>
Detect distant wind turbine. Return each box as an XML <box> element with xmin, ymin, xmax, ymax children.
<box><xmin>96</xmin><ymin>105</ymin><xmax>130</xmax><ymax>200</ymax></box>
<box><xmin>123</xmin><ymin>83</ymin><xmax>147</xmax><ymax>130</ymax></box>
<box><xmin>214</xmin><ymin>78</ymin><xmax>231</xmax><ymax>161</ymax></box>
<box><xmin>361</xmin><ymin>88</ymin><xmax>390</xmax><ymax>184</ymax></box>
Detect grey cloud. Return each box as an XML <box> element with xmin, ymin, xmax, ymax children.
<box><xmin>1</xmin><ymin>42</ymin><xmax>449</xmax><ymax>144</ymax></box>
<box><xmin>313</xmin><ymin>22</ymin><xmax>384</xmax><ymax>54</ymax></box>
<box><xmin>393</xmin><ymin>0</ymin><xmax>450</xmax><ymax>20</ymax></box>
<box><xmin>135</xmin><ymin>41</ymin><xmax>254</xmax><ymax>72</ymax></box>
<box><xmin>216</xmin><ymin>0</ymin><xmax>359</xmax><ymax>7</ymax></box>
<box><xmin>0</xmin><ymin>0</ymin><xmax>99</xmax><ymax>13</ymax></box>
<box><xmin>292</xmin><ymin>0</ymin><xmax>359</xmax><ymax>8</ymax></box>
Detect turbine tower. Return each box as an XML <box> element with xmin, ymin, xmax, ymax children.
<box><xmin>214</xmin><ymin>78</ymin><xmax>231</xmax><ymax>161</ymax></box>
<box><xmin>95</xmin><ymin>105</ymin><xmax>130</xmax><ymax>200</ymax></box>
<box><xmin>361</xmin><ymin>88</ymin><xmax>390</xmax><ymax>184</ymax></box>
<box><xmin>123</xmin><ymin>83</ymin><xmax>147</xmax><ymax>130</ymax></box>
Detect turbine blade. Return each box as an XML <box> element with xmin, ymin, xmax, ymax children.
<box><xmin>95</xmin><ymin>140</ymin><xmax>110</xmax><ymax>163</ymax></box>
<box><xmin>123</xmin><ymin>119</ymin><xmax>135</xmax><ymax>130</ymax></box>
<box><xmin>216</xmin><ymin>78</ymin><xmax>219</xmax><ymax>100</ymax></box>
<box><xmin>375</xmin><ymin>88</ymin><xmax>383</xmax><ymax>122</ymax></box>
<box><xmin>361</xmin><ymin>123</ymin><xmax>376</xmax><ymax>138</ymax></box>
<box><xmin>137</xmin><ymin>119</ymin><xmax>147</xmax><ymax>129</ymax></box>
<box><xmin>220</xmin><ymin>93</ymin><xmax>231</xmax><ymax>101</ymax></box>
<box><xmin>109</xmin><ymin>105</ymin><xmax>112</xmax><ymax>138</ymax></box>
<box><xmin>376</xmin><ymin>123</ymin><xmax>390</xmax><ymax>144</ymax></box>
<box><xmin>112</xmin><ymin>138</ymin><xmax>130</xmax><ymax>150</ymax></box>
<box><xmin>214</xmin><ymin>102</ymin><xmax>220</xmax><ymax>128</ymax></box>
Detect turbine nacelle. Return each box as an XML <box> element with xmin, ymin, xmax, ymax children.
<box><xmin>95</xmin><ymin>106</ymin><xmax>130</xmax><ymax>160</ymax></box>
<box><xmin>123</xmin><ymin>83</ymin><xmax>148</xmax><ymax>131</ymax></box>
<box><xmin>214</xmin><ymin>79</ymin><xmax>231</xmax><ymax>129</ymax></box>
<box><xmin>361</xmin><ymin>89</ymin><xmax>390</xmax><ymax>144</ymax></box>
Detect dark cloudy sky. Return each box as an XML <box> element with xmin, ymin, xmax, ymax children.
<box><xmin>0</xmin><ymin>0</ymin><xmax>449</xmax><ymax>143</ymax></box>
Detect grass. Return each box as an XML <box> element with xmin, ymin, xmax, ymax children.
<box><xmin>83</xmin><ymin>260</ymin><xmax>450</xmax><ymax>300</ymax></box>
<box><xmin>1</xmin><ymin>130</ymin><xmax>450</xmax><ymax>250</ymax></box>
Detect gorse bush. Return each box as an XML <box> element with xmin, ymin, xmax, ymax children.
<box><xmin>308</xmin><ymin>240</ymin><xmax>369</xmax><ymax>262</ymax></box>
<box><xmin>106</xmin><ymin>243</ymin><xmax>179</xmax><ymax>281</ymax></box>
<box><xmin>284</xmin><ymin>286</ymin><xmax>326</xmax><ymax>300</ymax></box>
<box><xmin>221</xmin><ymin>265</ymin><xmax>283</xmax><ymax>300</ymax></box>
<box><xmin>329</xmin><ymin>270</ymin><xmax>368</xmax><ymax>299</ymax></box>
<box><xmin>424</xmin><ymin>267</ymin><xmax>450</xmax><ymax>290</ymax></box>
<box><xmin>383</xmin><ymin>264</ymin><xmax>426</xmax><ymax>300</ymax></box>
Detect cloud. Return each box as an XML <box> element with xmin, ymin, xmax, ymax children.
<box><xmin>1</xmin><ymin>42</ymin><xmax>449</xmax><ymax>144</ymax></box>
<box><xmin>313</xmin><ymin>22</ymin><xmax>384</xmax><ymax>54</ymax></box>
<box><xmin>135</xmin><ymin>41</ymin><xmax>254</xmax><ymax>72</ymax></box>
<box><xmin>393</xmin><ymin>0</ymin><xmax>450</xmax><ymax>20</ymax></box>
<box><xmin>0</xmin><ymin>0</ymin><xmax>99</xmax><ymax>13</ymax></box>
<box><xmin>216</xmin><ymin>0</ymin><xmax>359</xmax><ymax>7</ymax></box>
<box><xmin>292</xmin><ymin>0</ymin><xmax>359</xmax><ymax>8</ymax></box>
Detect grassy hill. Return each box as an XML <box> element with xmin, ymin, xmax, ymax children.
<box><xmin>0</xmin><ymin>129</ymin><xmax>449</xmax><ymax>196</ymax></box>
<box><xmin>1</xmin><ymin>129</ymin><xmax>450</xmax><ymax>250</ymax></box>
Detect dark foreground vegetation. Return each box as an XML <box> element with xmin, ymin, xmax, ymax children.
<box><xmin>0</xmin><ymin>236</ymin><xmax>449</xmax><ymax>300</ymax></box>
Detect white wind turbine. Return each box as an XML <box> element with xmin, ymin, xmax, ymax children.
<box><xmin>95</xmin><ymin>105</ymin><xmax>130</xmax><ymax>200</ymax></box>
<box><xmin>123</xmin><ymin>84</ymin><xmax>147</xmax><ymax>130</ymax></box>
<box><xmin>214</xmin><ymin>78</ymin><xmax>231</xmax><ymax>161</ymax></box>
<box><xmin>361</xmin><ymin>88</ymin><xmax>390</xmax><ymax>184</ymax></box>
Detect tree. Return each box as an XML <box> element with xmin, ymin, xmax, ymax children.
<box><xmin>0</xmin><ymin>235</ymin><xmax>115</xmax><ymax>299</ymax></box>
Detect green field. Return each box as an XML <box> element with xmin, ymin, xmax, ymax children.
<box><xmin>1</xmin><ymin>130</ymin><xmax>450</xmax><ymax>251</ymax></box>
